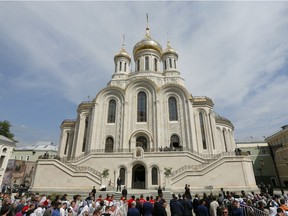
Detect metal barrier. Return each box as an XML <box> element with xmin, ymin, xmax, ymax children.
<box><xmin>240</xmin><ymin>204</ymin><xmax>269</xmax><ymax>216</ymax></box>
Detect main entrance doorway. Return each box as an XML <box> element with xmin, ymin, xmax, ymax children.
<box><xmin>132</xmin><ymin>164</ymin><xmax>146</xmax><ymax>189</ymax></box>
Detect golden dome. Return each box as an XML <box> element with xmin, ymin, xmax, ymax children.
<box><xmin>133</xmin><ymin>26</ymin><xmax>162</xmax><ymax>58</ymax></box>
<box><xmin>114</xmin><ymin>46</ymin><xmax>131</xmax><ymax>62</ymax></box>
<box><xmin>161</xmin><ymin>41</ymin><xmax>178</xmax><ymax>58</ymax></box>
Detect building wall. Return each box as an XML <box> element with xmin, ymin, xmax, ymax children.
<box><xmin>12</xmin><ymin>150</ymin><xmax>58</xmax><ymax>162</ymax></box>
<box><xmin>236</xmin><ymin>142</ymin><xmax>278</xmax><ymax>186</ymax></box>
<box><xmin>0</xmin><ymin>136</ymin><xmax>15</xmax><ymax>186</ymax></box>
<box><xmin>265</xmin><ymin>125</ymin><xmax>288</xmax><ymax>188</ymax></box>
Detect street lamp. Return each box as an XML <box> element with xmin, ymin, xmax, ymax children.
<box><xmin>257</xmin><ymin>158</ymin><xmax>264</xmax><ymax>184</ymax></box>
<box><xmin>268</xmin><ymin>143</ymin><xmax>284</xmax><ymax>195</ymax></box>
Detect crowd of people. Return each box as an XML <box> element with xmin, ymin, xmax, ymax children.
<box><xmin>0</xmin><ymin>183</ymin><xmax>288</xmax><ymax>216</ymax></box>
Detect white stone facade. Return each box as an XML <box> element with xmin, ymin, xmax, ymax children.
<box><xmin>31</xmin><ymin>26</ymin><xmax>257</xmax><ymax>193</ymax></box>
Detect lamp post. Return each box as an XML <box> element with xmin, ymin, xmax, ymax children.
<box><xmin>268</xmin><ymin>144</ymin><xmax>284</xmax><ymax>195</ymax></box>
<box><xmin>257</xmin><ymin>158</ymin><xmax>264</xmax><ymax>184</ymax></box>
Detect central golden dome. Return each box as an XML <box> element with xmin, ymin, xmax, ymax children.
<box><xmin>133</xmin><ymin>27</ymin><xmax>162</xmax><ymax>58</ymax></box>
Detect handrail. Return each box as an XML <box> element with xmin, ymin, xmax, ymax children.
<box><xmin>60</xmin><ymin>147</ymin><xmax>236</xmax><ymax>163</ymax></box>
<box><xmin>170</xmin><ymin>151</ymin><xmax>236</xmax><ymax>177</ymax></box>
<box><xmin>64</xmin><ymin>162</ymin><xmax>102</xmax><ymax>177</ymax></box>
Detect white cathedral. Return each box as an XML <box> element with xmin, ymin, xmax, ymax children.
<box><xmin>31</xmin><ymin>23</ymin><xmax>257</xmax><ymax>193</ymax></box>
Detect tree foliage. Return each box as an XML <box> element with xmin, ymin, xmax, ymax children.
<box><xmin>164</xmin><ymin>167</ymin><xmax>172</xmax><ymax>177</ymax></box>
<box><xmin>101</xmin><ymin>169</ymin><xmax>109</xmax><ymax>178</ymax></box>
<box><xmin>0</xmin><ymin>120</ymin><xmax>16</xmax><ymax>142</ymax></box>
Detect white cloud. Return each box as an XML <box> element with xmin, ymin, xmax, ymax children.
<box><xmin>0</xmin><ymin>1</ymin><xmax>287</xmax><ymax>143</ymax></box>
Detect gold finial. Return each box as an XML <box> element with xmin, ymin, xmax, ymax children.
<box><xmin>167</xmin><ymin>41</ymin><xmax>171</xmax><ymax>48</ymax></box>
<box><xmin>166</xmin><ymin>32</ymin><xmax>171</xmax><ymax>48</ymax></box>
<box><xmin>146</xmin><ymin>13</ymin><xmax>150</xmax><ymax>37</ymax></box>
<box><xmin>122</xmin><ymin>35</ymin><xmax>125</xmax><ymax>49</ymax></box>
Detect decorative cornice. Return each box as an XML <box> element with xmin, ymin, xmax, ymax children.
<box><xmin>215</xmin><ymin>116</ymin><xmax>234</xmax><ymax>129</ymax></box>
<box><xmin>192</xmin><ymin>96</ymin><xmax>214</xmax><ymax>107</ymax></box>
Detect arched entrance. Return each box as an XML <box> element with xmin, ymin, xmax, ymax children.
<box><xmin>132</xmin><ymin>164</ymin><xmax>146</xmax><ymax>189</ymax></box>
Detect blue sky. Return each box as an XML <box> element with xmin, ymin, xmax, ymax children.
<box><xmin>0</xmin><ymin>2</ymin><xmax>288</xmax><ymax>146</ymax></box>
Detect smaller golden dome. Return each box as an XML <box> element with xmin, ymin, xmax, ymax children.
<box><xmin>114</xmin><ymin>46</ymin><xmax>131</xmax><ymax>62</ymax></box>
<box><xmin>161</xmin><ymin>41</ymin><xmax>178</xmax><ymax>58</ymax></box>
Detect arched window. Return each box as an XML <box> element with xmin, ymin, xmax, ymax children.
<box><xmin>209</xmin><ymin>113</ymin><xmax>215</xmax><ymax>150</ymax></box>
<box><xmin>223</xmin><ymin>130</ymin><xmax>228</xmax><ymax>152</ymax></box>
<box><xmin>151</xmin><ymin>167</ymin><xmax>158</xmax><ymax>185</ymax></box>
<box><xmin>137</xmin><ymin>59</ymin><xmax>140</xmax><ymax>71</ymax></box>
<box><xmin>169</xmin><ymin>59</ymin><xmax>172</xmax><ymax>68</ymax></box>
<box><xmin>124</xmin><ymin>62</ymin><xmax>127</xmax><ymax>72</ymax></box>
<box><xmin>137</xmin><ymin>92</ymin><xmax>147</xmax><ymax>122</ymax></box>
<box><xmin>82</xmin><ymin>117</ymin><xmax>89</xmax><ymax>152</ymax></box>
<box><xmin>105</xmin><ymin>137</ymin><xmax>114</xmax><ymax>153</ymax></box>
<box><xmin>169</xmin><ymin>97</ymin><xmax>178</xmax><ymax>121</ymax></box>
<box><xmin>64</xmin><ymin>132</ymin><xmax>69</xmax><ymax>155</ymax></box>
<box><xmin>145</xmin><ymin>56</ymin><xmax>149</xmax><ymax>70</ymax></box>
<box><xmin>154</xmin><ymin>58</ymin><xmax>158</xmax><ymax>71</ymax></box>
<box><xmin>120</xmin><ymin>167</ymin><xmax>126</xmax><ymax>185</ymax></box>
<box><xmin>174</xmin><ymin>60</ymin><xmax>176</xmax><ymax>69</ymax></box>
<box><xmin>170</xmin><ymin>135</ymin><xmax>180</xmax><ymax>148</ymax></box>
<box><xmin>164</xmin><ymin>60</ymin><xmax>167</xmax><ymax>70</ymax></box>
<box><xmin>0</xmin><ymin>156</ymin><xmax>5</xmax><ymax>167</ymax></box>
<box><xmin>136</xmin><ymin>136</ymin><xmax>148</xmax><ymax>151</ymax></box>
<box><xmin>107</xmin><ymin>99</ymin><xmax>116</xmax><ymax>123</ymax></box>
<box><xmin>199</xmin><ymin>112</ymin><xmax>207</xmax><ymax>149</ymax></box>
<box><xmin>119</xmin><ymin>62</ymin><xmax>122</xmax><ymax>71</ymax></box>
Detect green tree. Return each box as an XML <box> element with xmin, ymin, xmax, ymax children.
<box><xmin>0</xmin><ymin>120</ymin><xmax>16</xmax><ymax>142</ymax></box>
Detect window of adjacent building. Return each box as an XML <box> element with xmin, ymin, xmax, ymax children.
<box><xmin>170</xmin><ymin>135</ymin><xmax>180</xmax><ymax>148</ymax></box>
<box><xmin>20</xmin><ymin>155</ymin><xmax>24</xmax><ymax>160</ymax></box>
<box><xmin>26</xmin><ymin>156</ymin><xmax>30</xmax><ymax>161</ymax></box>
<box><xmin>107</xmin><ymin>99</ymin><xmax>116</xmax><ymax>123</ymax></box>
<box><xmin>152</xmin><ymin>167</ymin><xmax>158</xmax><ymax>185</ymax></box>
<box><xmin>137</xmin><ymin>92</ymin><xmax>147</xmax><ymax>122</ymax></box>
<box><xmin>168</xmin><ymin>97</ymin><xmax>178</xmax><ymax>121</ymax></box>
<box><xmin>154</xmin><ymin>58</ymin><xmax>157</xmax><ymax>71</ymax></box>
<box><xmin>105</xmin><ymin>137</ymin><xmax>114</xmax><ymax>153</ymax></box>
<box><xmin>14</xmin><ymin>156</ymin><xmax>17</xmax><ymax>160</ymax></box>
<box><xmin>145</xmin><ymin>56</ymin><xmax>149</xmax><ymax>70</ymax></box>
<box><xmin>120</xmin><ymin>167</ymin><xmax>125</xmax><ymax>185</ymax></box>
<box><xmin>169</xmin><ymin>58</ymin><xmax>172</xmax><ymax>68</ymax></box>
<box><xmin>82</xmin><ymin>117</ymin><xmax>89</xmax><ymax>152</ymax></box>
<box><xmin>199</xmin><ymin>112</ymin><xmax>207</xmax><ymax>149</ymax></box>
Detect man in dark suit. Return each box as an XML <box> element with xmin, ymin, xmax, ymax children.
<box><xmin>197</xmin><ymin>199</ymin><xmax>209</xmax><ymax>216</ymax></box>
<box><xmin>117</xmin><ymin>176</ymin><xmax>122</xmax><ymax>192</ymax></box>
<box><xmin>122</xmin><ymin>186</ymin><xmax>128</xmax><ymax>198</ymax></box>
